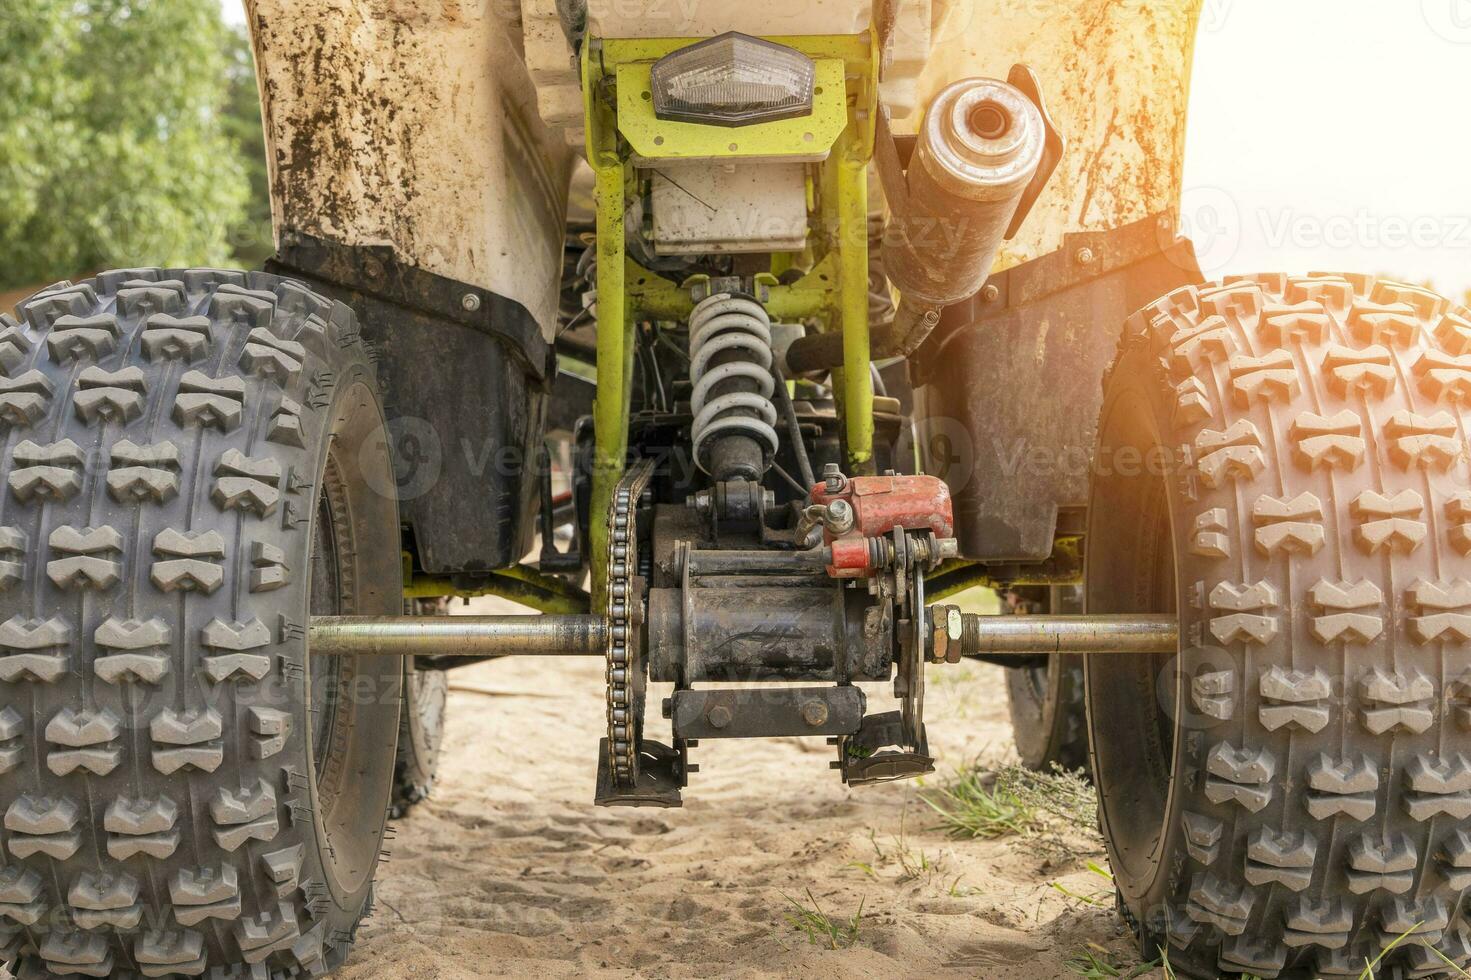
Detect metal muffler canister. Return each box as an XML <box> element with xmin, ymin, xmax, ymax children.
<box><xmin>885</xmin><ymin>77</ymin><xmax>1047</xmax><ymax>311</ymax></box>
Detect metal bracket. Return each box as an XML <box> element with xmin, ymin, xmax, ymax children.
<box><xmin>669</xmin><ymin>687</ymin><xmax>865</xmax><ymax>740</ymax></box>
<box><xmin>1003</xmin><ymin>64</ymin><xmax>1065</xmax><ymax>241</ymax></box>
<box><xmin>595</xmin><ymin>739</ymin><xmax>686</xmax><ymax>808</ymax></box>
<box><xmin>537</xmin><ymin>443</ymin><xmax>583</xmax><ymax>573</ymax></box>
<box><xmin>837</xmin><ymin>710</ymin><xmax>934</xmax><ymax>786</ymax></box>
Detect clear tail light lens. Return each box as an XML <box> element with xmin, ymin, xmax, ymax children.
<box><xmin>650</xmin><ymin>32</ymin><xmax>816</xmax><ymax>127</ymax></box>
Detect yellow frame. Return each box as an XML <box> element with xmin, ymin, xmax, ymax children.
<box><xmin>584</xmin><ymin>33</ymin><xmax>879</xmax><ymax>603</ymax></box>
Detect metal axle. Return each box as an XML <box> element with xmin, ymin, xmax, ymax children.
<box><xmin>309</xmin><ymin>615</ymin><xmax>607</xmax><ymax>659</ymax></box>
<box><xmin>309</xmin><ymin>613</ymin><xmax>1175</xmax><ymax>659</ymax></box>
<box><xmin>954</xmin><ymin>613</ymin><xmax>1176</xmax><ymax>656</ymax></box>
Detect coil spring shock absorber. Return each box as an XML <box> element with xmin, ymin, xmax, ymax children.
<box><xmin>689</xmin><ymin>292</ymin><xmax>779</xmax><ymax>482</ymax></box>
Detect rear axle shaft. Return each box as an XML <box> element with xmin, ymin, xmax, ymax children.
<box><xmin>309</xmin><ymin>615</ymin><xmax>607</xmax><ymax>659</ymax></box>
<box><xmin>308</xmin><ymin>613</ymin><xmax>1175</xmax><ymax>659</ymax></box>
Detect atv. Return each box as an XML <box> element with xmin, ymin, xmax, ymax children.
<box><xmin>2</xmin><ymin>1</ymin><xmax>1468</xmax><ymax>977</ymax></box>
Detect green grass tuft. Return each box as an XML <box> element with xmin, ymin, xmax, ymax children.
<box><xmin>1064</xmin><ymin>944</ymin><xmax>1158</xmax><ymax>978</ymax></box>
<box><xmin>921</xmin><ymin>762</ymin><xmax>1103</xmax><ymax>863</ymax></box>
<box><xmin>921</xmin><ymin>768</ymin><xmax>1039</xmax><ymax>840</ymax></box>
<box><xmin>779</xmin><ymin>888</ymin><xmax>864</xmax><ymax>950</ymax></box>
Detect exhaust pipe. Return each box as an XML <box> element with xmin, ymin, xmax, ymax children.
<box><xmin>785</xmin><ymin>74</ymin><xmax>1052</xmax><ymax>374</ymax></box>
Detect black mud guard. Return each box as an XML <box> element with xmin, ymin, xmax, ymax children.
<box><xmin>268</xmin><ymin>233</ymin><xmax>553</xmax><ymax>575</ymax></box>
<box><xmin>912</xmin><ymin>212</ymin><xmax>1205</xmax><ymax>564</ymax></box>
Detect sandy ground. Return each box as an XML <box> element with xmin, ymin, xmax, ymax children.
<box><xmin>335</xmin><ymin>597</ymin><xmax>1152</xmax><ymax>980</ymax></box>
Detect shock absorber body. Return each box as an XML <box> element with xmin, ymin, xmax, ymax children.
<box><xmin>688</xmin><ymin>292</ymin><xmax>779</xmax><ymax>482</ymax></box>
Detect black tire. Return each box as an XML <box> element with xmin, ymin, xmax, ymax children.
<box><xmin>0</xmin><ymin>269</ymin><xmax>402</xmax><ymax>978</ymax></box>
<box><xmin>391</xmin><ymin>600</ymin><xmax>448</xmax><ymax>818</ymax></box>
<box><xmin>1005</xmin><ymin>586</ymin><xmax>1088</xmax><ymax>773</ymax></box>
<box><xmin>1087</xmin><ymin>273</ymin><xmax>1471</xmax><ymax>978</ymax></box>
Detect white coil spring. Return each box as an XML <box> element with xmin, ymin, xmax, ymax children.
<box><xmin>688</xmin><ymin>292</ymin><xmax>779</xmax><ymax>474</ymax></box>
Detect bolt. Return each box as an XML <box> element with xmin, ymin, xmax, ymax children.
<box><xmin>1074</xmin><ymin>246</ymin><xmax>1096</xmax><ymax>266</ymax></box>
<box><xmin>461</xmin><ymin>292</ymin><xmax>482</xmax><ymax>312</ymax></box>
<box><xmin>980</xmin><ymin>283</ymin><xmax>1000</xmax><ymax>303</ymax></box>
<box><xmin>937</xmin><ymin>538</ymin><xmax>959</xmax><ymax>561</ymax></box>
<box><xmin>822</xmin><ymin>462</ymin><xmax>845</xmax><ymax>493</ymax></box>
<box><xmin>801</xmin><ymin>700</ymin><xmax>830</xmax><ymax>728</ymax></box>
<box><xmin>662</xmin><ymin>697</ymin><xmax>673</xmax><ymax>719</ymax></box>
<box><xmin>762</xmin><ymin>490</ymin><xmax>776</xmax><ymax>510</ymax></box>
<box><xmin>707</xmin><ymin>705</ymin><xmax>732</xmax><ymax>729</ymax></box>
<box><xmin>825</xmin><ymin>498</ymin><xmax>855</xmax><ymax>534</ymax></box>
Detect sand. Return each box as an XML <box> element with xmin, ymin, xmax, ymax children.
<box><xmin>334</xmin><ymin>598</ymin><xmax>1152</xmax><ymax>980</ymax></box>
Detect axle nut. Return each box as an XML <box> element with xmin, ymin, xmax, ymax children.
<box><xmin>945</xmin><ymin>606</ymin><xmax>964</xmax><ymax>664</ymax></box>
<box><xmin>801</xmin><ymin>700</ymin><xmax>829</xmax><ymax>727</ymax></box>
<box><xmin>707</xmin><ymin>705</ymin><xmax>733</xmax><ymax>729</ymax></box>
<box><xmin>929</xmin><ymin>603</ymin><xmax>962</xmax><ymax>663</ymax></box>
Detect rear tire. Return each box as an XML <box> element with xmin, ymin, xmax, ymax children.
<box><xmin>1087</xmin><ymin>273</ymin><xmax>1471</xmax><ymax>978</ymax></box>
<box><xmin>0</xmin><ymin>269</ymin><xmax>402</xmax><ymax>978</ymax></box>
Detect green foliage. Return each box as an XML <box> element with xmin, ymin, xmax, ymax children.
<box><xmin>222</xmin><ymin>23</ymin><xmax>273</xmax><ymax>269</ymax></box>
<box><xmin>0</xmin><ymin>0</ymin><xmax>251</xmax><ymax>290</ymax></box>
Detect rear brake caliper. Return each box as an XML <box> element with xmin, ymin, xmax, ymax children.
<box><xmin>805</xmin><ymin>466</ymin><xmax>957</xmax><ymax>785</ymax></box>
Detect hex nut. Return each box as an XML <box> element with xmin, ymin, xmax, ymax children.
<box><xmin>800</xmin><ymin>700</ymin><xmax>829</xmax><ymax>727</ymax></box>
<box><xmin>945</xmin><ymin>606</ymin><xmax>964</xmax><ymax>664</ymax></box>
<box><xmin>824</xmin><ymin>499</ymin><xmax>855</xmax><ymax>534</ymax></box>
<box><xmin>707</xmin><ymin>705</ymin><xmax>733</xmax><ymax>729</ymax></box>
<box><xmin>929</xmin><ymin>604</ymin><xmax>954</xmax><ymax>663</ymax></box>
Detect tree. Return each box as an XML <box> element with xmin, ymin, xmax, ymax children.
<box><xmin>222</xmin><ymin>23</ymin><xmax>274</xmax><ymax>270</ymax></box>
<box><xmin>0</xmin><ymin>0</ymin><xmax>249</xmax><ymax>291</ymax></box>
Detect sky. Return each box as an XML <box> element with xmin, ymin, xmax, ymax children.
<box><xmin>221</xmin><ymin>0</ymin><xmax>1471</xmax><ymax>298</ymax></box>
<box><xmin>1184</xmin><ymin>0</ymin><xmax>1471</xmax><ymax>297</ymax></box>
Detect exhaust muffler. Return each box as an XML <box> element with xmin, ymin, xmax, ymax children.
<box><xmin>785</xmin><ymin>70</ymin><xmax>1059</xmax><ymax>373</ymax></box>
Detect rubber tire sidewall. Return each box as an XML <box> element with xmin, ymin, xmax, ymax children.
<box><xmin>1083</xmin><ymin>346</ymin><xmax>1188</xmax><ymax>931</ymax></box>
<box><xmin>305</xmin><ymin>374</ymin><xmax>403</xmax><ymax>919</ymax></box>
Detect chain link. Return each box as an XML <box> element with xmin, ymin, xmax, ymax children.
<box><xmin>605</xmin><ymin>458</ymin><xmax>656</xmax><ymax>786</ymax></box>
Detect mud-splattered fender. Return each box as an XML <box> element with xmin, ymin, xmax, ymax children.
<box><xmin>245</xmin><ymin>0</ymin><xmax>575</xmax><ymax>342</ymax></box>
